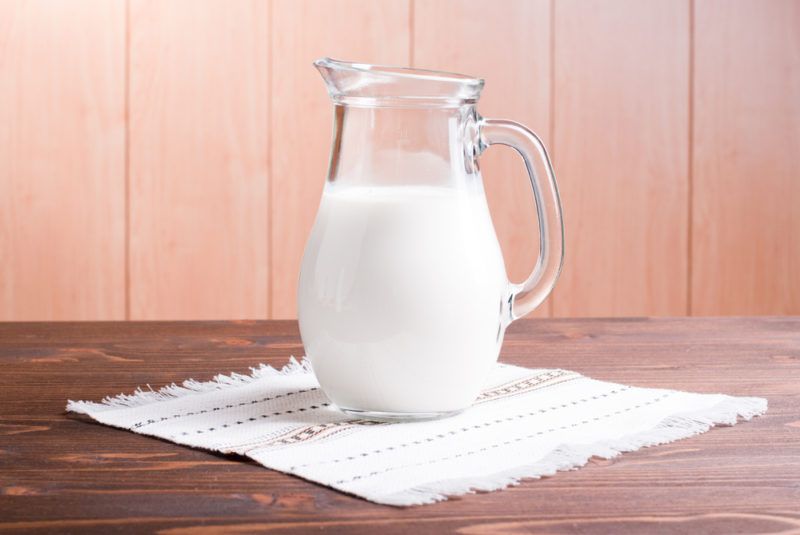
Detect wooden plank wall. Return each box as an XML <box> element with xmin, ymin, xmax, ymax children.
<box><xmin>128</xmin><ymin>0</ymin><xmax>269</xmax><ymax>320</ymax></box>
<box><xmin>692</xmin><ymin>0</ymin><xmax>800</xmax><ymax>315</ymax></box>
<box><xmin>0</xmin><ymin>0</ymin><xmax>126</xmax><ymax>320</ymax></box>
<box><xmin>550</xmin><ymin>0</ymin><xmax>690</xmax><ymax>317</ymax></box>
<box><xmin>0</xmin><ymin>0</ymin><xmax>798</xmax><ymax>320</ymax></box>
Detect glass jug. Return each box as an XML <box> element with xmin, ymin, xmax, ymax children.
<box><xmin>298</xmin><ymin>58</ymin><xmax>564</xmax><ymax>420</ymax></box>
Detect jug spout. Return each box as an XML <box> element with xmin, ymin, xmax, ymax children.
<box><xmin>314</xmin><ymin>57</ymin><xmax>484</xmax><ymax>107</ymax></box>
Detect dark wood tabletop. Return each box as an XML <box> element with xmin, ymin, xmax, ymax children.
<box><xmin>1</xmin><ymin>318</ymin><xmax>798</xmax><ymax>533</ymax></box>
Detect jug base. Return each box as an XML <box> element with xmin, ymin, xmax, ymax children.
<box><xmin>338</xmin><ymin>406</ymin><xmax>465</xmax><ymax>422</ymax></box>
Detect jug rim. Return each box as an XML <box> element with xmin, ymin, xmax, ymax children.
<box><xmin>314</xmin><ymin>57</ymin><xmax>484</xmax><ymax>85</ymax></box>
<box><xmin>314</xmin><ymin>57</ymin><xmax>485</xmax><ymax>108</ymax></box>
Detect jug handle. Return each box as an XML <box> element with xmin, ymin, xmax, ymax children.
<box><xmin>477</xmin><ymin>118</ymin><xmax>565</xmax><ymax>323</ymax></box>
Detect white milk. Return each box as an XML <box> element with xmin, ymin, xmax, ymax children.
<box><xmin>298</xmin><ymin>184</ymin><xmax>508</xmax><ymax>414</ymax></box>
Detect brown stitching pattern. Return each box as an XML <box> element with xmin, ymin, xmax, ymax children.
<box><xmin>475</xmin><ymin>374</ymin><xmax>582</xmax><ymax>405</ymax></box>
<box><xmin>475</xmin><ymin>369</ymin><xmax>577</xmax><ymax>403</ymax></box>
<box><xmin>263</xmin><ymin>419</ymin><xmax>384</xmax><ymax>447</ymax></box>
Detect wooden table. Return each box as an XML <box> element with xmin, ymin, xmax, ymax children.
<box><xmin>1</xmin><ymin>318</ymin><xmax>798</xmax><ymax>533</ymax></box>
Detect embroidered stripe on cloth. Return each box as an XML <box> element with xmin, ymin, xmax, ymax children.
<box><xmin>67</xmin><ymin>358</ymin><xmax>766</xmax><ymax>506</ymax></box>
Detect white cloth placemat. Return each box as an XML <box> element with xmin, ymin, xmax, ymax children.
<box><xmin>67</xmin><ymin>358</ymin><xmax>766</xmax><ymax>506</ymax></box>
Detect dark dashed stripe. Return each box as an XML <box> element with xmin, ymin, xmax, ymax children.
<box><xmin>132</xmin><ymin>387</ymin><xmax>320</xmax><ymax>429</ymax></box>
<box><xmin>180</xmin><ymin>402</ymin><xmax>332</xmax><ymax>436</ymax></box>
<box><xmin>290</xmin><ymin>385</ymin><xmax>629</xmax><ymax>471</ymax></box>
<box><xmin>332</xmin><ymin>392</ymin><xmax>674</xmax><ymax>485</ymax></box>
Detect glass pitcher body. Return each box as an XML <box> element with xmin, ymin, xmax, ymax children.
<box><xmin>298</xmin><ymin>58</ymin><xmax>564</xmax><ymax>419</ymax></box>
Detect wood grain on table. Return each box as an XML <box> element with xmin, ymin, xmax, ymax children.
<box><xmin>0</xmin><ymin>318</ymin><xmax>798</xmax><ymax>533</ymax></box>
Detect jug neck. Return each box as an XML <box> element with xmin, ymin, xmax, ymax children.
<box><xmin>325</xmin><ymin>103</ymin><xmax>483</xmax><ymax>190</ymax></box>
<box><xmin>315</xmin><ymin>57</ymin><xmax>484</xmax><ymax>109</ymax></box>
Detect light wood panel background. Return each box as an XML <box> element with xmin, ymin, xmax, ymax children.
<box><xmin>551</xmin><ymin>0</ymin><xmax>690</xmax><ymax>317</ymax></box>
<box><xmin>0</xmin><ymin>0</ymin><xmax>126</xmax><ymax>320</ymax></box>
<box><xmin>128</xmin><ymin>0</ymin><xmax>269</xmax><ymax>320</ymax></box>
<box><xmin>1</xmin><ymin>0</ymin><xmax>798</xmax><ymax>320</ymax></box>
<box><xmin>692</xmin><ymin>0</ymin><xmax>800</xmax><ymax>315</ymax></box>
